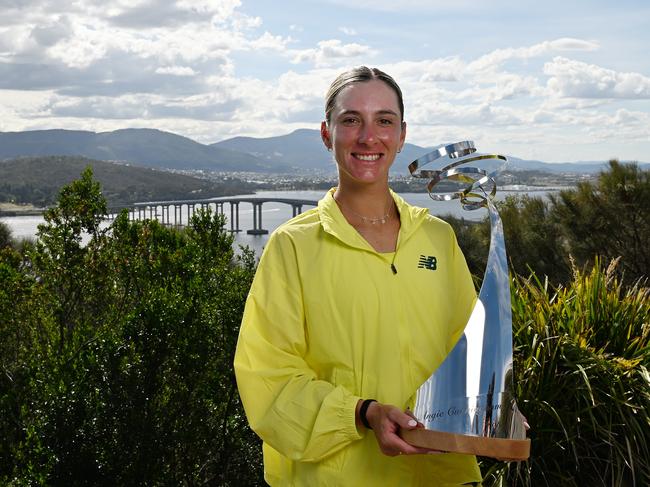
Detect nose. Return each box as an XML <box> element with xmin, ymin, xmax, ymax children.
<box><xmin>357</xmin><ymin>122</ymin><xmax>377</xmax><ymax>145</ymax></box>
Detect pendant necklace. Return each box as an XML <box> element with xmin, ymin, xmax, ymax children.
<box><xmin>336</xmin><ymin>196</ymin><xmax>393</xmax><ymax>225</ymax></box>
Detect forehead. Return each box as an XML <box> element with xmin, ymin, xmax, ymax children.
<box><xmin>333</xmin><ymin>79</ymin><xmax>400</xmax><ymax>114</ymax></box>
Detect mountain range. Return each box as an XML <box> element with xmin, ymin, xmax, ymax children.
<box><xmin>0</xmin><ymin>128</ymin><xmax>279</xmax><ymax>172</ymax></box>
<box><xmin>1</xmin><ymin>128</ymin><xmax>646</xmax><ymax>174</ymax></box>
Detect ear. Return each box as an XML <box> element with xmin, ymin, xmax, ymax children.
<box><xmin>399</xmin><ymin>121</ymin><xmax>407</xmax><ymax>150</ymax></box>
<box><xmin>320</xmin><ymin>121</ymin><xmax>332</xmax><ymax>150</ymax></box>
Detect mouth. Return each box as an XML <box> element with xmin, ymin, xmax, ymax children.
<box><xmin>352</xmin><ymin>153</ymin><xmax>382</xmax><ymax>161</ymax></box>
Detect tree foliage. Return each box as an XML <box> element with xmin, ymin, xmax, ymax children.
<box><xmin>0</xmin><ymin>221</ymin><xmax>12</xmax><ymax>249</ymax></box>
<box><xmin>449</xmin><ymin>160</ymin><xmax>648</xmax><ymax>286</ymax></box>
<box><xmin>550</xmin><ymin>160</ymin><xmax>650</xmax><ymax>283</ymax></box>
<box><xmin>0</xmin><ymin>167</ymin><xmax>262</xmax><ymax>485</ymax></box>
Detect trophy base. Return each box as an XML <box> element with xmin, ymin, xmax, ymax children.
<box><xmin>401</xmin><ymin>428</ymin><xmax>530</xmax><ymax>461</ymax></box>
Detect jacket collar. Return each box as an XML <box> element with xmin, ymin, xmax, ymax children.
<box><xmin>318</xmin><ymin>188</ymin><xmax>429</xmax><ymax>252</ymax></box>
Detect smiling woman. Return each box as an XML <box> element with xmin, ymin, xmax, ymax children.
<box><xmin>234</xmin><ymin>66</ymin><xmax>482</xmax><ymax>486</ymax></box>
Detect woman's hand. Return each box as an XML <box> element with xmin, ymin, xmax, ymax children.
<box><xmin>359</xmin><ymin>400</ymin><xmax>442</xmax><ymax>456</ymax></box>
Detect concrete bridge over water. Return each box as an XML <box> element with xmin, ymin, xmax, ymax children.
<box><xmin>108</xmin><ymin>196</ymin><xmax>319</xmax><ymax>235</ymax></box>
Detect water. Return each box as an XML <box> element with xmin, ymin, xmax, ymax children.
<box><xmin>1</xmin><ymin>189</ymin><xmax>556</xmax><ymax>257</ymax></box>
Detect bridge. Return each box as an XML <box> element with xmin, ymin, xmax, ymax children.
<box><xmin>108</xmin><ymin>196</ymin><xmax>319</xmax><ymax>235</ymax></box>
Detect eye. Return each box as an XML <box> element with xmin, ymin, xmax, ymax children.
<box><xmin>378</xmin><ymin>118</ymin><xmax>394</xmax><ymax>126</ymax></box>
<box><xmin>341</xmin><ymin>116</ymin><xmax>360</xmax><ymax>126</ymax></box>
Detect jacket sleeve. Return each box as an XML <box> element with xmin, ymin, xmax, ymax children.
<box><xmin>234</xmin><ymin>230</ymin><xmax>362</xmax><ymax>463</ymax></box>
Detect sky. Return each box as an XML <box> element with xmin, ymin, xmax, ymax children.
<box><xmin>1</xmin><ymin>0</ymin><xmax>649</xmax><ymax>163</ymax></box>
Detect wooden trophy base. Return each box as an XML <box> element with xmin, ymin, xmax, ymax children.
<box><xmin>401</xmin><ymin>428</ymin><xmax>530</xmax><ymax>461</ymax></box>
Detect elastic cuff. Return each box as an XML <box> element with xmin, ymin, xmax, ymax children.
<box><xmin>343</xmin><ymin>395</ymin><xmax>363</xmax><ymax>440</ymax></box>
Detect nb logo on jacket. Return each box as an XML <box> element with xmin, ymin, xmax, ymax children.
<box><xmin>418</xmin><ymin>255</ymin><xmax>437</xmax><ymax>271</ymax></box>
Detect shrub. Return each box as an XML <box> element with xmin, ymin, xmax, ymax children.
<box><xmin>483</xmin><ymin>260</ymin><xmax>650</xmax><ymax>486</ymax></box>
<box><xmin>0</xmin><ymin>221</ymin><xmax>12</xmax><ymax>249</ymax></box>
<box><xmin>0</xmin><ymin>168</ymin><xmax>263</xmax><ymax>485</ymax></box>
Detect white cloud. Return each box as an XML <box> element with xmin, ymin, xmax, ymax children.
<box><xmin>249</xmin><ymin>31</ymin><xmax>292</xmax><ymax>51</ymax></box>
<box><xmin>455</xmin><ymin>74</ymin><xmax>544</xmax><ymax>104</ymax></box>
<box><xmin>549</xmin><ymin>38</ymin><xmax>599</xmax><ymax>51</ymax></box>
<box><xmin>545</xmin><ymin>56</ymin><xmax>650</xmax><ymax>99</ymax></box>
<box><xmin>384</xmin><ymin>58</ymin><xmax>466</xmax><ymax>83</ymax></box>
<box><xmin>175</xmin><ymin>0</ymin><xmax>241</xmax><ymax>19</ymax></box>
<box><xmin>291</xmin><ymin>39</ymin><xmax>375</xmax><ymax>67</ymax></box>
<box><xmin>155</xmin><ymin>66</ymin><xmax>197</xmax><ymax>76</ymax></box>
<box><xmin>468</xmin><ymin>38</ymin><xmax>599</xmax><ymax>73</ymax></box>
<box><xmin>30</xmin><ymin>17</ymin><xmax>73</xmax><ymax>46</ymax></box>
<box><xmin>46</xmin><ymin>20</ymin><xmax>109</xmax><ymax>68</ymax></box>
<box><xmin>613</xmin><ymin>108</ymin><xmax>648</xmax><ymax>125</ymax></box>
<box><xmin>231</xmin><ymin>13</ymin><xmax>262</xmax><ymax>30</ymax></box>
<box><xmin>339</xmin><ymin>26</ymin><xmax>357</xmax><ymax>36</ymax></box>
<box><xmin>318</xmin><ymin>0</ymin><xmax>514</xmax><ymax>12</ymax></box>
<box><xmin>408</xmin><ymin>98</ymin><xmax>526</xmax><ymax>128</ymax></box>
<box><xmin>38</xmin><ymin>90</ymin><xmax>243</xmax><ymax>122</ymax></box>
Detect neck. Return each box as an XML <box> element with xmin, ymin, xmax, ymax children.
<box><xmin>333</xmin><ymin>181</ymin><xmax>392</xmax><ymax>216</ymax></box>
<box><xmin>333</xmin><ymin>182</ymin><xmax>395</xmax><ymax>227</ymax></box>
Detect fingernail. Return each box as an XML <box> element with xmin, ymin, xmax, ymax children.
<box><xmin>408</xmin><ymin>419</ymin><xmax>417</xmax><ymax>427</ymax></box>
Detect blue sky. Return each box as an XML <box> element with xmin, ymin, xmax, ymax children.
<box><xmin>1</xmin><ymin>0</ymin><xmax>649</xmax><ymax>162</ymax></box>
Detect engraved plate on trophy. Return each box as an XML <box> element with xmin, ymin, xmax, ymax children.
<box><xmin>401</xmin><ymin>142</ymin><xmax>530</xmax><ymax>460</ymax></box>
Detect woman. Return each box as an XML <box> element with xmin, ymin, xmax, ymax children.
<box><xmin>234</xmin><ymin>67</ymin><xmax>482</xmax><ymax>486</ymax></box>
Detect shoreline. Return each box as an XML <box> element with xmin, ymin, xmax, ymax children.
<box><xmin>0</xmin><ymin>203</ymin><xmax>46</xmax><ymax>217</ymax></box>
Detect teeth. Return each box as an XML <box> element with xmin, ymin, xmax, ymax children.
<box><xmin>356</xmin><ymin>154</ymin><xmax>380</xmax><ymax>161</ymax></box>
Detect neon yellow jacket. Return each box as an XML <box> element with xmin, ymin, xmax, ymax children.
<box><xmin>234</xmin><ymin>189</ymin><xmax>482</xmax><ymax>486</ymax></box>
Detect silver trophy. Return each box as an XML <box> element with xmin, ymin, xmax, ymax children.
<box><xmin>401</xmin><ymin>141</ymin><xmax>530</xmax><ymax>460</ymax></box>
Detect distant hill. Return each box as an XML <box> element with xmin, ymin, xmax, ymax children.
<box><xmin>2</xmin><ymin>127</ymin><xmax>647</xmax><ymax>175</ymax></box>
<box><xmin>0</xmin><ymin>156</ymin><xmax>255</xmax><ymax>208</ymax></box>
<box><xmin>211</xmin><ymin>128</ymin><xmax>428</xmax><ymax>172</ymax></box>
<box><xmin>0</xmin><ymin>128</ymin><xmax>281</xmax><ymax>172</ymax></box>
<box><xmin>214</xmin><ymin>128</ymin><xmax>649</xmax><ymax>175</ymax></box>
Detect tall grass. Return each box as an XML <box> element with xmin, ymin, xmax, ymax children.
<box><xmin>483</xmin><ymin>259</ymin><xmax>650</xmax><ymax>486</ymax></box>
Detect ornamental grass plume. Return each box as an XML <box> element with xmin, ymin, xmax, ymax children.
<box><xmin>482</xmin><ymin>258</ymin><xmax>650</xmax><ymax>486</ymax></box>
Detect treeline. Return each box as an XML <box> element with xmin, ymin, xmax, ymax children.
<box><xmin>0</xmin><ymin>155</ymin><xmax>257</xmax><ymax>207</ymax></box>
<box><xmin>447</xmin><ymin>160</ymin><xmax>650</xmax><ymax>287</ymax></box>
<box><xmin>0</xmin><ymin>162</ymin><xmax>648</xmax><ymax>486</ymax></box>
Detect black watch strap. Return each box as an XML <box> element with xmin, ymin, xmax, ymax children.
<box><xmin>359</xmin><ymin>399</ymin><xmax>377</xmax><ymax>430</ymax></box>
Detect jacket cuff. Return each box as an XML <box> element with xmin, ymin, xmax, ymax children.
<box><xmin>343</xmin><ymin>395</ymin><xmax>364</xmax><ymax>440</ymax></box>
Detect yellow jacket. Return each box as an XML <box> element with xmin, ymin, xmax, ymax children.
<box><xmin>234</xmin><ymin>189</ymin><xmax>482</xmax><ymax>486</ymax></box>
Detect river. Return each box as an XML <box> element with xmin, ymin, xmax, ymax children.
<box><xmin>1</xmin><ymin>188</ymin><xmax>556</xmax><ymax>256</ymax></box>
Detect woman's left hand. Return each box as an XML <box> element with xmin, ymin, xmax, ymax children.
<box><xmin>360</xmin><ymin>400</ymin><xmax>443</xmax><ymax>456</ymax></box>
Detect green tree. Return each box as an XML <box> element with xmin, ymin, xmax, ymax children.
<box><xmin>0</xmin><ymin>245</ymin><xmax>47</xmax><ymax>483</ymax></box>
<box><xmin>443</xmin><ymin>214</ymin><xmax>488</xmax><ymax>285</ymax></box>
<box><xmin>551</xmin><ymin>160</ymin><xmax>650</xmax><ymax>283</ymax></box>
<box><xmin>0</xmin><ymin>222</ymin><xmax>12</xmax><ymax>249</ymax></box>
<box><xmin>445</xmin><ymin>194</ymin><xmax>570</xmax><ymax>286</ymax></box>
<box><xmin>493</xmin><ymin>195</ymin><xmax>570</xmax><ymax>284</ymax></box>
<box><xmin>1</xmin><ymin>167</ymin><xmax>263</xmax><ymax>485</ymax></box>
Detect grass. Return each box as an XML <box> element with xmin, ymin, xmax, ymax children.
<box><xmin>482</xmin><ymin>258</ymin><xmax>650</xmax><ymax>486</ymax></box>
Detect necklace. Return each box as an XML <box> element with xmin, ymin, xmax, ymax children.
<box><xmin>335</xmin><ymin>196</ymin><xmax>393</xmax><ymax>225</ymax></box>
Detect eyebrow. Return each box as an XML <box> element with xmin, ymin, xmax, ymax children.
<box><xmin>337</xmin><ymin>109</ymin><xmax>400</xmax><ymax>118</ymax></box>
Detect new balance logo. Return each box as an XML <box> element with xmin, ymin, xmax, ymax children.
<box><xmin>418</xmin><ymin>255</ymin><xmax>437</xmax><ymax>271</ymax></box>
